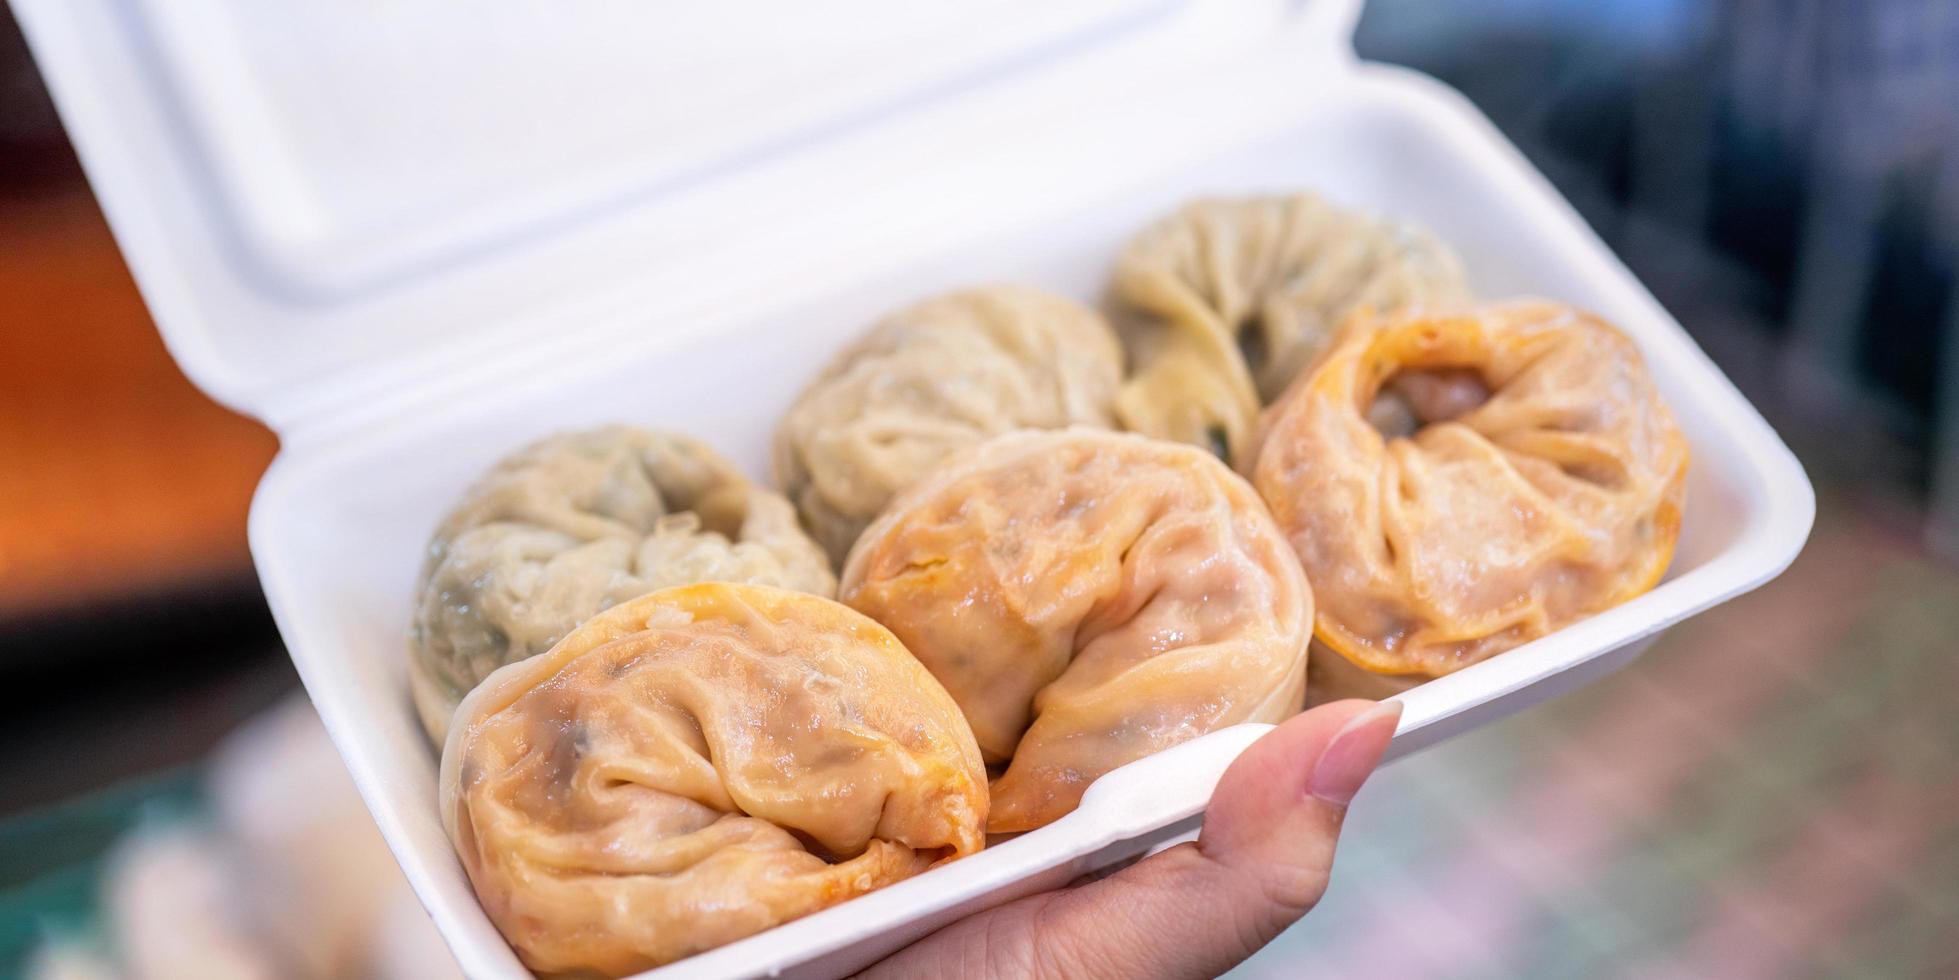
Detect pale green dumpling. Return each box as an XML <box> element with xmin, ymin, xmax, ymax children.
<box><xmin>408</xmin><ymin>427</ymin><xmax>834</xmax><ymax>742</ymax></box>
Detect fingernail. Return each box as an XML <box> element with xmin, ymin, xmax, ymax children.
<box><xmin>1306</xmin><ymin>701</ymin><xmax>1402</xmax><ymax>806</ymax></box>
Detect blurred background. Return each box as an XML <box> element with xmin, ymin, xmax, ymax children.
<box><xmin>1</xmin><ymin>0</ymin><xmax>1954</xmax><ymax>977</ymax></box>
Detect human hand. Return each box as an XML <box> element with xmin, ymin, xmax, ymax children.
<box><xmin>859</xmin><ymin>698</ymin><xmax>1402</xmax><ymax>980</ymax></box>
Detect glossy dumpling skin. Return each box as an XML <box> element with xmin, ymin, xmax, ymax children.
<box><xmin>840</xmin><ymin>429</ymin><xmax>1311</xmax><ymax>833</ymax></box>
<box><xmin>440</xmin><ymin>584</ymin><xmax>987</xmax><ymax>977</ymax></box>
<box><xmin>1250</xmin><ymin>301</ymin><xmax>1690</xmax><ymax>685</ymax></box>
<box><xmin>1112</xmin><ymin>193</ymin><xmax>1469</xmax><ymax>465</ymax></box>
<box><xmin>409</xmin><ymin>427</ymin><xmax>835</xmax><ymax>742</ymax></box>
<box><xmin>774</xmin><ymin>285</ymin><xmax>1124</xmax><ymax>566</ymax></box>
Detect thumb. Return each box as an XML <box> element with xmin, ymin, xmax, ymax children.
<box><xmin>1032</xmin><ymin>699</ymin><xmax>1402</xmax><ymax>979</ymax></box>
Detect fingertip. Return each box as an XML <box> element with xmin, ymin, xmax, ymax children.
<box><xmin>1200</xmin><ymin>698</ymin><xmax>1400</xmax><ymax>865</ymax></box>
<box><xmin>1306</xmin><ymin>699</ymin><xmax>1401</xmax><ymax>806</ymax></box>
<box><xmin>1207</xmin><ymin>701</ymin><xmax>1384</xmax><ymax>815</ymax></box>
<box><xmin>1024</xmin><ymin>700</ymin><xmax>1404</xmax><ymax>978</ymax></box>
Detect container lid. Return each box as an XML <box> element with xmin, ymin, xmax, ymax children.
<box><xmin>19</xmin><ymin>0</ymin><xmax>1360</xmax><ymax>433</ymax></box>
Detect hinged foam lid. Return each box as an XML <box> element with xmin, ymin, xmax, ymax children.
<box><xmin>18</xmin><ymin>0</ymin><xmax>1361</xmax><ymax>434</ymax></box>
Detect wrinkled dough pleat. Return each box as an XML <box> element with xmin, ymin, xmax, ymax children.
<box><xmin>1111</xmin><ymin>193</ymin><xmax>1469</xmax><ymax>465</ymax></box>
<box><xmin>409</xmin><ymin>428</ymin><xmax>835</xmax><ymax>743</ymax></box>
<box><xmin>441</xmin><ymin>584</ymin><xmax>986</xmax><ymax>976</ymax></box>
<box><xmin>840</xmin><ymin>429</ymin><xmax>1311</xmax><ymax>833</ymax></box>
<box><xmin>1251</xmin><ymin>301</ymin><xmax>1689</xmax><ymax>681</ymax></box>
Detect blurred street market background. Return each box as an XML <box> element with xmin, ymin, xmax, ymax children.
<box><xmin>2</xmin><ymin>1</ymin><xmax>1955</xmax><ymax>977</ymax></box>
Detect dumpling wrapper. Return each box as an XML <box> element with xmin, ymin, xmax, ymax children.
<box><xmin>440</xmin><ymin>583</ymin><xmax>987</xmax><ymax>977</ymax></box>
<box><xmin>773</xmin><ymin>285</ymin><xmax>1124</xmax><ymax>565</ymax></box>
<box><xmin>1112</xmin><ymin>193</ymin><xmax>1469</xmax><ymax>465</ymax></box>
<box><xmin>409</xmin><ymin>427</ymin><xmax>835</xmax><ymax>742</ymax></box>
<box><xmin>840</xmin><ymin>429</ymin><xmax>1311</xmax><ymax>833</ymax></box>
<box><xmin>1250</xmin><ymin>300</ymin><xmax>1689</xmax><ymax>687</ymax></box>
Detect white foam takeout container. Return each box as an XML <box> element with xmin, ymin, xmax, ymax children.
<box><xmin>19</xmin><ymin>0</ymin><xmax>1814</xmax><ymax>976</ymax></box>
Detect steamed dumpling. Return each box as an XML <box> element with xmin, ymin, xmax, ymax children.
<box><xmin>1112</xmin><ymin>193</ymin><xmax>1469</xmax><ymax>464</ymax></box>
<box><xmin>1250</xmin><ymin>301</ymin><xmax>1689</xmax><ymax>689</ymax></box>
<box><xmin>840</xmin><ymin>429</ymin><xmax>1311</xmax><ymax>833</ymax></box>
<box><xmin>441</xmin><ymin>584</ymin><xmax>986</xmax><ymax>976</ymax></box>
<box><xmin>774</xmin><ymin>285</ymin><xmax>1124</xmax><ymax>565</ymax></box>
<box><xmin>409</xmin><ymin>427</ymin><xmax>834</xmax><ymax>742</ymax></box>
